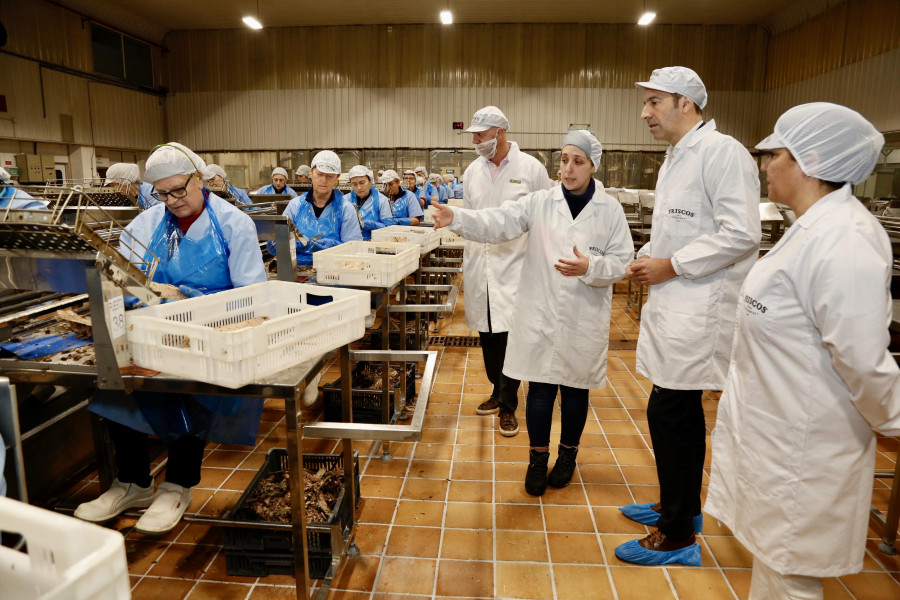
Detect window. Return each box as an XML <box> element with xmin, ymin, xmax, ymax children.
<box><xmin>91</xmin><ymin>23</ymin><xmax>153</xmax><ymax>87</ymax></box>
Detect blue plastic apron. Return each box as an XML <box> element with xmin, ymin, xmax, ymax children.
<box><xmin>350</xmin><ymin>188</ymin><xmax>381</xmax><ymax>241</ymax></box>
<box><xmin>292</xmin><ymin>190</ymin><xmax>345</xmax><ymax>265</ymax></box>
<box><xmin>89</xmin><ymin>192</ymin><xmax>263</xmax><ymax>446</ymax></box>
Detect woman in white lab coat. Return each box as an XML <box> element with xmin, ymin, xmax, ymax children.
<box><xmin>705</xmin><ymin>103</ymin><xmax>900</xmax><ymax>600</ymax></box>
<box><xmin>431</xmin><ymin>130</ymin><xmax>634</xmax><ymax>496</ymax></box>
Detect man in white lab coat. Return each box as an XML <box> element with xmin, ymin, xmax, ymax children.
<box><xmin>460</xmin><ymin>106</ymin><xmax>554</xmax><ymax>436</ymax></box>
<box><xmin>615</xmin><ymin>67</ymin><xmax>761</xmax><ymax>565</ymax></box>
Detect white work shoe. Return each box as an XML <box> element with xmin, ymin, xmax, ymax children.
<box><xmin>74</xmin><ymin>478</ymin><xmax>155</xmax><ymax>523</ymax></box>
<box><xmin>134</xmin><ymin>482</ymin><xmax>192</xmax><ymax>535</ymax></box>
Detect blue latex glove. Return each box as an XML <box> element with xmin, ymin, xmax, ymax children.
<box><xmin>177</xmin><ymin>285</ymin><xmax>205</xmax><ymax>298</ymax></box>
<box><xmin>308</xmin><ymin>237</ymin><xmax>341</xmax><ymax>252</ymax></box>
<box><xmin>362</xmin><ymin>219</ymin><xmax>379</xmax><ymax>230</ymax></box>
<box><xmin>395</xmin><ymin>217</ymin><xmax>412</xmax><ymax>226</ymax></box>
<box><xmin>123</xmin><ymin>296</ymin><xmax>146</xmax><ymax>310</ymax></box>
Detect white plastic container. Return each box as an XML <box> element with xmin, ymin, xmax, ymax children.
<box><xmin>0</xmin><ymin>496</ymin><xmax>131</xmax><ymax>600</ymax></box>
<box><xmin>371</xmin><ymin>225</ymin><xmax>441</xmax><ymax>253</ymax></box>
<box><xmin>438</xmin><ymin>229</ymin><xmax>464</xmax><ymax>246</ymax></box>
<box><xmin>127</xmin><ymin>281</ymin><xmax>369</xmax><ymax>388</ymax></box>
<box><xmin>313</xmin><ymin>241</ymin><xmax>419</xmax><ymax>288</ymax></box>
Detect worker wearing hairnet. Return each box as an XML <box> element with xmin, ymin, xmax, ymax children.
<box><xmin>105</xmin><ymin>162</ymin><xmax>158</xmax><ymax>209</ymax></box>
<box><xmin>0</xmin><ymin>167</ymin><xmax>48</xmax><ymax>209</ymax></box>
<box><xmin>415</xmin><ymin>166</ymin><xmax>439</xmax><ymax>208</ymax></box>
<box><xmin>461</xmin><ymin>105</ymin><xmax>555</xmax><ymax>437</ymax></box>
<box><xmin>275</xmin><ymin>151</ymin><xmax>362</xmax><ymax>265</ymax></box>
<box><xmin>255</xmin><ymin>167</ymin><xmax>298</xmax><ymax>197</ymax></box>
<box><xmin>704</xmin><ymin>103</ymin><xmax>899</xmax><ymax>600</ymax></box>
<box><xmin>203</xmin><ymin>163</ymin><xmax>252</xmax><ymax>205</ymax></box>
<box><xmin>431</xmin><ymin>130</ymin><xmax>633</xmax><ymax>494</ymax></box>
<box><xmin>615</xmin><ymin>67</ymin><xmax>761</xmax><ymax>566</ymax></box>
<box><xmin>380</xmin><ymin>170</ymin><xmax>424</xmax><ymax>225</ymax></box>
<box><xmin>432</xmin><ymin>173</ymin><xmax>450</xmax><ymax>204</ymax></box>
<box><xmin>346</xmin><ymin>165</ymin><xmax>392</xmax><ymax>241</ymax></box>
<box><xmin>77</xmin><ymin>142</ymin><xmax>266</xmax><ymax>536</ymax></box>
<box><xmin>295</xmin><ymin>164</ymin><xmax>311</xmax><ymax>184</ymax></box>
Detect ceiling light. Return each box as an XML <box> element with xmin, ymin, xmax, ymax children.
<box><xmin>638</xmin><ymin>12</ymin><xmax>656</xmax><ymax>26</ymax></box>
<box><xmin>242</xmin><ymin>16</ymin><xmax>263</xmax><ymax>29</ymax></box>
<box><xmin>440</xmin><ymin>11</ymin><xmax>453</xmax><ymax>25</ymax></box>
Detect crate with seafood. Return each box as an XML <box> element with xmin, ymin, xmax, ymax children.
<box><xmin>370</xmin><ymin>225</ymin><xmax>441</xmax><ymax>253</ymax></box>
<box><xmin>126</xmin><ymin>280</ymin><xmax>369</xmax><ymax>389</ymax></box>
<box><xmin>313</xmin><ymin>241</ymin><xmax>419</xmax><ymax>288</ymax></box>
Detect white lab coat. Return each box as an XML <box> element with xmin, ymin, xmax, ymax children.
<box><xmin>461</xmin><ymin>142</ymin><xmax>554</xmax><ymax>332</ymax></box>
<box><xmin>119</xmin><ymin>192</ymin><xmax>267</xmax><ymax>288</ymax></box>
<box><xmin>635</xmin><ymin>120</ymin><xmax>761</xmax><ymax>389</ymax></box>
<box><xmin>449</xmin><ymin>182</ymin><xmax>634</xmax><ymax>388</ymax></box>
<box><xmin>705</xmin><ymin>185</ymin><xmax>900</xmax><ymax>578</ymax></box>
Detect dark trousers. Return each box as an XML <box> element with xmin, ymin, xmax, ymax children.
<box><xmin>478</xmin><ymin>289</ymin><xmax>520</xmax><ymax>412</ymax></box>
<box><xmin>108</xmin><ymin>420</ymin><xmax>206</xmax><ymax>489</ymax></box>
<box><xmin>647</xmin><ymin>385</ymin><xmax>706</xmax><ymax>541</ymax></box>
<box><xmin>525</xmin><ymin>382</ymin><xmax>589</xmax><ymax>448</ymax></box>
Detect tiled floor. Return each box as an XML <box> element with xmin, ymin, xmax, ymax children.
<box><xmin>61</xmin><ymin>282</ymin><xmax>900</xmax><ymax>599</ymax></box>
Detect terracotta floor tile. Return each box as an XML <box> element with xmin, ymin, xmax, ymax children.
<box><xmin>424</xmin><ymin>413</ymin><xmax>458</xmax><ymax>429</ymax></box>
<box><xmin>840</xmin><ymin>571</ymin><xmax>900</xmax><ymax>600</ymax></box>
<box><xmin>452</xmin><ymin>443</ymin><xmax>493</xmax><ymax>462</ymax></box>
<box><xmin>577</xmin><ymin>464</ymin><xmax>626</xmax><ymax>485</ymax></box>
<box><xmin>414</xmin><ymin>443</ymin><xmax>455</xmax><ymax>461</ymax></box>
<box><xmin>454</xmin><ymin>429</ymin><xmax>493</xmax><ymax>446</ymax></box>
<box><xmin>419</xmin><ymin>427</ymin><xmax>456</xmax><ymax>444</ymax></box>
<box><xmin>202</xmin><ymin>450</ymin><xmax>251</xmax><ymax>469</ymax></box>
<box><xmin>435</xmin><ymin>559</ymin><xmax>494</xmax><ymax>598</ymax></box>
<box><xmin>628</xmin><ymin>485</ymin><xmax>661</xmax><ymax>504</ymax></box>
<box><xmin>359</xmin><ymin>475</ymin><xmax>404</xmax><ymax>499</ymax></box>
<box><xmin>494</xmin><ymin>461</ymin><xmax>527</xmax><ymax>482</ymax></box>
<box><xmin>612</xmin><ymin>448</ymin><xmax>656</xmax><ymax>466</ymax></box>
<box><xmin>196</xmin><ymin>467</ymin><xmax>233</xmax><ymax>490</ymax></box>
<box><xmin>823</xmin><ymin>577</ymin><xmax>856</xmax><ymax>599</ymax></box>
<box><xmin>583</xmin><ymin>484</ymin><xmax>635</xmax><ymax>508</ymax></box>
<box><xmin>196</xmin><ymin>490</ymin><xmax>243</xmax><ymax>518</ymax></box>
<box><xmin>356</xmin><ymin>497</ymin><xmax>397</xmax><ymax>524</ymax></box>
<box><xmin>595</xmin><ymin>506</ymin><xmax>649</xmax><ymax>537</ymax></box>
<box><xmin>201</xmin><ymin>550</ymin><xmax>255</xmax><ymax>584</ymax></box>
<box><xmin>493</xmin><ymin>445</ymin><xmax>528</xmax><ymax>463</ymax></box>
<box><xmin>608</xmin><ymin>565</ymin><xmax>677</xmax><ymax>599</ymax></box>
<box><xmin>547</xmin><ymin>532</ymin><xmax>604</xmax><ymax>564</ymax></box>
<box><xmin>705</xmin><ymin>535</ymin><xmax>754</xmax><ymax>568</ymax></box>
<box><xmin>353</xmin><ymin>523</ymin><xmax>389</xmax><ymax>555</ymax></box>
<box><xmin>554</xmin><ymin>564</ymin><xmax>615</xmax><ymax>599</ymax></box>
<box><xmin>496</xmin><ymin>503</ymin><xmax>544</xmax><ymax>531</ymax></box>
<box><xmin>401</xmin><ymin>477</ymin><xmax>449</xmax><ymax>501</ymax></box>
<box><xmin>147</xmin><ymin>542</ymin><xmax>218</xmax><ymax>579</ymax></box>
<box><xmin>385</xmin><ymin>525</ymin><xmax>441</xmax><ymax>558</ymax></box>
<box><xmin>723</xmin><ymin>568</ymin><xmax>751</xmax><ymax>600</ymax></box>
<box><xmin>441</xmin><ymin>529</ymin><xmax>494</xmax><ymax>561</ymax></box>
<box><xmin>450</xmin><ymin>460</ymin><xmax>493</xmax><ymax>481</ymax></box>
<box><xmin>668</xmin><ymin>568</ymin><xmax>737</xmax><ymax>599</ymax></box>
<box><xmin>457</xmin><ymin>415</ymin><xmax>494</xmax><ymax>431</ymax></box>
<box><xmin>575</xmin><ymin>446</ymin><xmax>616</xmax><ymax>464</ymax></box>
<box><xmin>541</xmin><ymin>482</ymin><xmax>588</xmax><ymax>506</ymax></box>
<box><xmin>220</xmin><ymin>469</ymin><xmax>257</xmax><ymax>492</ymax></box>
<box><xmin>131</xmin><ymin>576</ymin><xmax>195</xmax><ymax>600</ymax></box>
<box><xmin>408</xmin><ymin>459</ymin><xmax>452</xmax><ymax>479</ymax></box>
<box><xmin>865</xmin><ymin>539</ymin><xmax>900</xmax><ymax>572</ymax></box>
<box><xmin>543</xmin><ymin>504</ymin><xmax>596</xmax><ymax>533</ymax></box>
<box><xmin>186</xmin><ymin>581</ymin><xmax>252</xmax><ymax>599</ymax></box>
<box><xmin>602</xmin><ymin>420</ymin><xmax>641</xmax><ymax>435</ymax></box>
<box><xmin>247</xmin><ymin>586</ymin><xmax>300</xmax><ymax>600</ymax></box>
<box><xmin>361</xmin><ymin>458</ymin><xmax>410</xmax><ymax>478</ymax></box>
<box><xmin>619</xmin><ymin>465</ymin><xmax>659</xmax><ymax>485</ymax></box>
<box><xmin>393</xmin><ymin>500</ymin><xmax>444</xmax><ymax>527</ymax></box>
<box><xmin>331</xmin><ymin>555</ymin><xmax>380</xmax><ymax>592</ymax></box>
<box><xmin>124</xmin><ymin>539</ymin><xmax>171</xmax><ymax>575</ymax></box>
<box><xmin>495</xmin><ymin>481</ymin><xmax>540</xmax><ymax>504</ymax></box>
<box><xmin>444</xmin><ymin>501</ymin><xmax>493</xmax><ymax>529</ymax></box>
<box><xmin>495</xmin><ymin>562</ymin><xmax>553</xmax><ymax>599</ymax></box>
<box><xmin>237</xmin><ymin>452</ymin><xmax>267</xmax><ymax>470</ymax></box>
<box><xmin>375</xmin><ymin>557</ymin><xmax>436</xmax><ymax>595</ymax></box>
<box><xmin>495</xmin><ymin>530</ymin><xmax>548</xmax><ymax>562</ymax></box>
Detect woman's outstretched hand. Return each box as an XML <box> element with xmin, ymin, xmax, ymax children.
<box><xmin>555</xmin><ymin>245</ymin><xmax>589</xmax><ymax>277</ymax></box>
<box><xmin>430</xmin><ymin>200</ymin><xmax>454</xmax><ymax>229</ymax></box>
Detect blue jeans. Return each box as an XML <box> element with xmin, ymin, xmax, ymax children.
<box><xmin>525</xmin><ymin>382</ymin><xmax>589</xmax><ymax>448</ymax></box>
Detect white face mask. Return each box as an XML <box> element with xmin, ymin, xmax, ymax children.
<box><xmin>475</xmin><ymin>137</ymin><xmax>498</xmax><ymax>159</ymax></box>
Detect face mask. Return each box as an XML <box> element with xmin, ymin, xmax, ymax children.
<box><xmin>475</xmin><ymin>137</ymin><xmax>498</xmax><ymax>159</ymax></box>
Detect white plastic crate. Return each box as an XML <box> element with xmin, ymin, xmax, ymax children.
<box><xmin>127</xmin><ymin>281</ymin><xmax>369</xmax><ymax>389</ymax></box>
<box><xmin>0</xmin><ymin>496</ymin><xmax>131</xmax><ymax>600</ymax></box>
<box><xmin>438</xmin><ymin>229</ymin><xmax>464</xmax><ymax>246</ymax></box>
<box><xmin>313</xmin><ymin>241</ymin><xmax>419</xmax><ymax>288</ymax></box>
<box><xmin>371</xmin><ymin>225</ymin><xmax>441</xmax><ymax>253</ymax></box>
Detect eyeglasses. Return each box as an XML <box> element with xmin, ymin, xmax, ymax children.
<box><xmin>151</xmin><ymin>175</ymin><xmax>193</xmax><ymax>202</ymax></box>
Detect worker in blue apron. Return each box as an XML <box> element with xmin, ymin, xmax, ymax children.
<box><xmin>380</xmin><ymin>169</ymin><xmax>424</xmax><ymax>226</ymax></box>
<box><xmin>270</xmin><ymin>150</ymin><xmax>362</xmax><ymax>265</ymax></box>
<box><xmin>203</xmin><ymin>163</ymin><xmax>252</xmax><ymax>205</ymax></box>
<box><xmin>76</xmin><ymin>142</ymin><xmax>267</xmax><ymax>535</ymax></box>
<box><xmin>105</xmin><ymin>163</ymin><xmax>160</xmax><ymax>209</ymax></box>
<box><xmin>254</xmin><ymin>167</ymin><xmax>298</xmax><ymax>197</ymax></box>
<box><xmin>346</xmin><ymin>165</ymin><xmax>393</xmax><ymax>241</ymax></box>
<box><xmin>0</xmin><ymin>167</ymin><xmax>47</xmax><ymax>209</ymax></box>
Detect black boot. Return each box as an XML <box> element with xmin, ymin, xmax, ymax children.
<box><xmin>525</xmin><ymin>449</ymin><xmax>550</xmax><ymax>496</ymax></box>
<box><xmin>548</xmin><ymin>445</ymin><xmax>578</xmax><ymax>488</ymax></box>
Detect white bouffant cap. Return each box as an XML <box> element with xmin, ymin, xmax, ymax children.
<box><xmin>144</xmin><ymin>142</ymin><xmax>206</xmax><ymax>184</ymax></box>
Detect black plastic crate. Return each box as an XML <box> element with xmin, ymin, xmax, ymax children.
<box><xmin>370</xmin><ymin>320</ymin><xmax>429</xmax><ymax>350</ymax></box>
<box><xmin>321</xmin><ymin>361</ymin><xmax>416</xmax><ymax>424</ymax></box>
<box><xmin>223</xmin><ymin>448</ymin><xmax>360</xmax><ymax>579</ymax></box>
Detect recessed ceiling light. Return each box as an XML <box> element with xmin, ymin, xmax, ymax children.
<box><xmin>638</xmin><ymin>12</ymin><xmax>656</xmax><ymax>26</ymax></box>
<box><xmin>440</xmin><ymin>11</ymin><xmax>453</xmax><ymax>25</ymax></box>
<box><xmin>242</xmin><ymin>16</ymin><xmax>263</xmax><ymax>29</ymax></box>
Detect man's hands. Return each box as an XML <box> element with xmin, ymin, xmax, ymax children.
<box><xmin>430</xmin><ymin>200</ymin><xmax>454</xmax><ymax>229</ymax></box>
<box><xmin>555</xmin><ymin>246</ymin><xmax>589</xmax><ymax>277</ymax></box>
<box><xmin>626</xmin><ymin>257</ymin><xmax>677</xmax><ymax>285</ymax></box>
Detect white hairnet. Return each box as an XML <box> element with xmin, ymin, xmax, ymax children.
<box><xmin>428</xmin><ymin>173</ymin><xmax>441</xmax><ymax>183</ymax></box>
<box><xmin>756</xmin><ymin>102</ymin><xmax>884</xmax><ymax>185</ymax></box>
<box><xmin>202</xmin><ymin>163</ymin><xmax>227</xmax><ymax>180</ymax></box>
<box><xmin>0</xmin><ymin>167</ymin><xmax>11</xmax><ymax>183</ymax></box>
<box><xmin>104</xmin><ymin>163</ymin><xmax>140</xmax><ymax>186</ymax></box>
<box><xmin>563</xmin><ymin>130</ymin><xmax>603</xmax><ymax>170</ymax></box>
<box><xmin>347</xmin><ymin>165</ymin><xmax>371</xmax><ymax>181</ymax></box>
<box><xmin>311</xmin><ymin>151</ymin><xmax>341</xmax><ymax>175</ymax></box>
<box><xmin>295</xmin><ymin>165</ymin><xmax>311</xmax><ymax>177</ymax></box>
<box><xmin>144</xmin><ymin>142</ymin><xmax>206</xmax><ymax>184</ymax></box>
<box><xmin>414</xmin><ymin>165</ymin><xmax>427</xmax><ymax>174</ymax></box>
<box><xmin>271</xmin><ymin>167</ymin><xmax>288</xmax><ymax>179</ymax></box>
<box><xmin>366</xmin><ymin>168</ymin><xmax>375</xmax><ymax>182</ymax></box>
<box><xmin>403</xmin><ymin>170</ymin><xmax>416</xmax><ymax>176</ymax></box>
<box><xmin>379</xmin><ymin>169</ymin><xmax>400</xmax><ymax>183</ymax></box>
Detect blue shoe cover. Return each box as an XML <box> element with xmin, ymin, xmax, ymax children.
<box><xmin>619</xmin><ymin>503</ymin><xmax>704</xmax><ymax>533</ymax></box>
<box><xmin>614</xmin><ymin>538</ymin><xmax>702</xmax><ymax>566</ymax></box>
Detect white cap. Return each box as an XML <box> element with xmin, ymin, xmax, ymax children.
<box><xmin>202</xmin><ymin>163</ymin><xmax>227</xmax><ymax>180</ymax></box>
<box><xmin>367</xmin><ymin>168</ymin><xmax>375</xmax><ymax>182</ymax></box>
<box><xmin>0</xmin><ymin>167</ymin><xmax>9</xmax><ymax>183</ymax></box>
<box><xmin>465</xmin><ymin>106</ymin><xmax>509</xmax><ymax>132</ymax></box>
<box><xmin>311</xmin><ymin>150</ymin><xmax>341</xmax><ymax>175</ymax></box>
<box><xmin>636</xmin><ymin>66</ymin><xmax>708</xmax><ymax>110</ymax></box>
<box><xmin>348</xmin><ymin>165</ymin><xmax>372</xmax><ymax>181</ymax></box>
<box><xmin>428</xmin><ymin>173</ymin><xmax>441</xmax><ymax>183</ymax></box>
<box><xmin>144</xmin><ymin>142</ymin><xmax>206</xmax><ymax>184</ymax></box>
<box><xmin>104</xmin><ymin>163</ymin><xmax>140</xmax><ymax>186</ymax></box>
<box><xmin>562</xmin><ymin>130</ymin><xmax>603</xmax><ymax>170</ymax></box>
<box><xmin>295</xmin><ymin>164</ymin><xmax>311</xmax><ymax>176</ymax></box>
<box><xmin>271</xmin><ymin>167</ymin><xmax>288</xmax><ymax>179</ymax></box>
<box><xmin>756</xmin><ymin>102</ymin><xmax>884</xmax><ymax>185</ymax></box>
<box><xmin>414</xmin><ymin>165</ymin><xmax>427</xmax><ymax>175</ymax></box>
<box><xmin>403</xmin><ymin>169</ymin><xmax>416</xmax><ymax>176</ymax></box>
<box><xmin>379</xmin><ymin>169</ymin><xmax>400</xmax><ymax>183</ymax></box>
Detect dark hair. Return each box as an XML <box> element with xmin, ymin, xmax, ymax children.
<box><xmin>781</xmin><ymin>152</ymin><xmax>844</xmax><ymax>190</ymax></box>
<box><xmin>672</xmin><ymin>93</ymin><xmax>703</xmax><ymax>116</ymax></box>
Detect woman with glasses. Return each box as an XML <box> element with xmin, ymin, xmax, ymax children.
<box><xmin>76</xmin><ymin>142</ymin><xmax>266</xmax><ymax>536</ymax></box>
